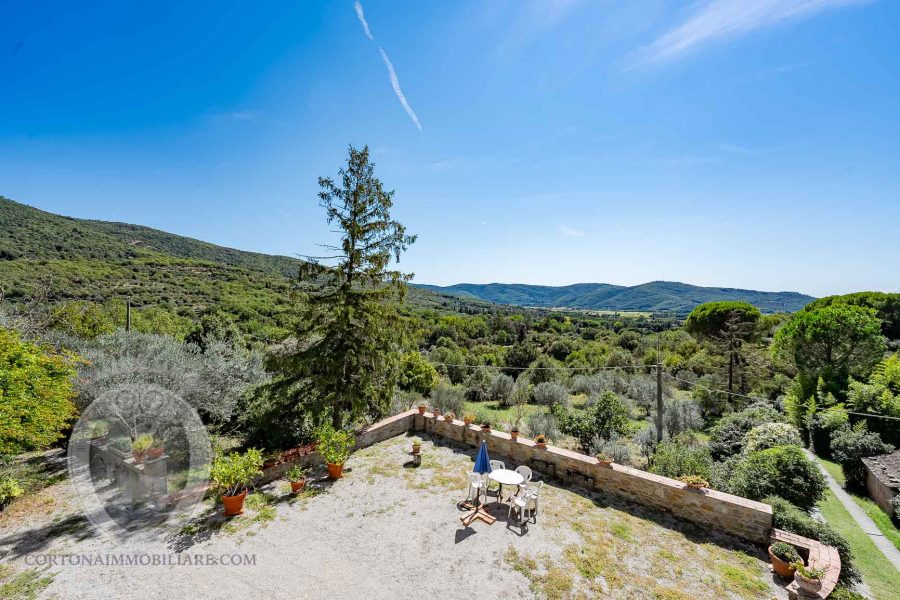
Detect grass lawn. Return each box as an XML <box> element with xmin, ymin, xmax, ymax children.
<box><xmin>817</xmin><ymin>489</ymin><xmax>899</xmax><ymax>600</ymax></box>
<box><xmin>815</xmin><ymin>456</ymin><xmax>900</xmax><ymax>552</ymax></box>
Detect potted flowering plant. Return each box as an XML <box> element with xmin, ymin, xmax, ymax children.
<box><xmin>317</xmin><ymin>425</ymin><xmax>355</xmax><ymax>479</ymax></box>
<box><xmin>595</xmin><ymin>451</ymin><xmax>614</xmax><ymax>466</ymax></box>
<box><xmin>534</xmin><ymin>434</ymin><xmax>548</xmax><ymax>449</ymax></box>
<box><xmin>146</xmin><ymin>436</ymin><xmax>165</xmax><ymax>460</ymax></box>
<box><xmin>131</xmin><ymin>434</ymin><xmax>154</xmax><ymax>464</ymax></box>
<box><xmin>463</xmin><ymin>413</ymin><xmax>476</xmax><ymax>426</ymax></box>
<box><xmin>210</xmin><ymin>448</ymin><xmax>263</xmax><ymax>516</ymax></box>
<box><xmin>433</xmin><ymin>407</ymin><xmax>442</xmax><ymax>418</ymax></box>
<box><xmin>286</xmin><ymin>465</ymin><xmax>307</xmax><ymax>494</ymax></box>
<box><xmin>791</xmin><ymin>562</ymin><xmax>825</xmax><ymax>596</ymax></box>
<box><xmin>678</xmin><ymin>475</ymin><xmax>709</xmax><ymax>490</ymax></box>
<box><xmin>480</xmin><ymin>420</ymin><xmax>491</xmax><ymax>433</ymax></box>
<box><xmin>417</xmin><ymin>402</ymin><xmax>427</xmax><ymax>415</ymax></box>
<box><xmin>768</xmin><ymin>542</ymin><xmax>800</xmax><ymax>579</ymax></box>
<box><xmin>444</xmin><ymin>412</ymin><xmax>456</xmax><ymax>423</ymax></box>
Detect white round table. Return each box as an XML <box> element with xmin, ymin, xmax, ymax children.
<box><xmin>488</xmin><ymin>469</ymin><xmax>524</xmax><ymax>503</ymax></box>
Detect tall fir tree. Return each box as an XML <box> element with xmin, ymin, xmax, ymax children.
<box><xmin>271</xmin><ymin>145</ymin><xmax>416</xmax><ymax>429</ymax></box>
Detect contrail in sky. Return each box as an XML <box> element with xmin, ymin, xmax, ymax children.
<box><xmin>353</xmin><ymin>2</ymin><xmax>422</xmax><ymax>131</ymax></box>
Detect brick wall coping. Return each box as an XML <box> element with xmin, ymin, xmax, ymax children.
<box><xmin>771</xmin><ymin>529</ymin><xmax>841</xmax><ymax>599</ymax></box>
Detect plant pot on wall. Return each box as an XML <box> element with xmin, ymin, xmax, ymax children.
<box><xmin>794</xmin><ymin>572</ymin><xmax>822</xmax><ymax>596</ymax></box>
<box><xmin>767</xmin><ymin>547</ymin><xmax>797</xmax><ymax>579</ymax></box>
<box><xmin>417</xmin><ymin>405</ymin><xmax>427</xmax><ymax>415</ymax></box>
<box><xmin>326</xmin><ymin>463</ymin><xmax>344</xmax><ymax>479</ymax></box>
<box><xmin>147</xmin><ymin>446</ymin><xmax>164</xmax><ymax>460</ymax></box>
<box><xmin>132</xmin><ymin>450</ymin><xmax>146</xmax><ymax>464</ymax></box>
<box><xmin>510</xmin><ymin>430</ymin><xmax>519</xmax><ymax>441</ymax></box>
<box><xmin>222</xmin><ymin>489</ymin><xmax>248</xmax><ymax>516</ymax></box>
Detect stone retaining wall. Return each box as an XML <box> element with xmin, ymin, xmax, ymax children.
<box><xmin>415</xmin><ymin>412</ymin><xmax>773</xmax><ymax>544</ymax></box>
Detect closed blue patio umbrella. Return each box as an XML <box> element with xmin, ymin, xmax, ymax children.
<box><xmin>462</xmin><ymin>441</ymin><xmax>496</xmax><ymax>526</ymax></box>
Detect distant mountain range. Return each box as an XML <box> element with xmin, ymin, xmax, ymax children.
<box><xmin>417</xmin><ymin>281</ymin><xmax>815</xmax><ymax>314</ymax></box>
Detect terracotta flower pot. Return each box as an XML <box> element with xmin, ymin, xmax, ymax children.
<box><xmin>222</xmin><ymin>489</ymin><xmax>248</xmax><ymax>516</ymax></box>
<box><xmin>794</xmin><ymin>572</ymin><xmax>822</xmax><ymax>596</ymax></box>
<box><xmin>535</xmin><ymin>442</ymin><xmax>547</xmax><ymax>449</ymax></box>
<box><xmin>290</xmin><ymin>479</ymin><xmax>307</xmax><ymax>494</ymax></box>
<box><xmin>326</xmin><ymin>463</ymin><xmax>344</xmax><ymax>479</ymax></box>
<box><xmin>511</xmin><ymin>430</ymin><xmax>519</xmax><ymax>441</ymax></box>
<box><xmin>132</xmin><ymin>450</ymin><xmax>146</xmax><ymax>464</ymax></box>
<box><xmin>768</xmin><ymin>546</ymin><xmax>797</xmax><ymax>579</ymax></box>
<box><xmin>412</xmin><ymin>443</ymin><xmax>422</xmax><ymax>455</ymax></box>
<box><xmin>464</xmin><ymin>418</ymin><xmax>474</xmax><ymax>426</ymax></box>
<box><xmin>418</xmin><ymin>406</ymin><xmax>426</xmax><ymax>415</ymax></box>
<box><xmin>481</xmin><ymin>425</ymin><xmax>491</xmax><ymax>433</ymax></box>
<box><xmin>597</xmin><ymin>459</ymin><xmax>614</xmax><ymax>467</ymax></box>
<box><xmin>433</xmin><ymin>409</ymin><xmax>442</xmax><ymax>418</ymax></box>
<box><xmin>146</xmin><ymin>447</ymin><xmax>164</xmax><ymax>460</ymax></box>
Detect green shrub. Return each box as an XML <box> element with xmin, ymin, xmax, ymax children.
<box><xmin>524</xmin><ymin>411</ymin><xmax>560</xmax><ymax>442</ymax></box>
<box><xmin>831</xmin><ymin>425</ymin><xmax>893</xmax><ymax>491</ymax></box>
<box><xmin>649</xmin><ymin>439</ymin><xmax>712</xmax><ymax>481</ymax></box>
<box><xmin>210</xmin><ymin>448</ymin><xmax>263</xmax><ymax>497</ymax></box>
<box><xmin>558</xmin><ymin>391</ymin><xmax>631</xmax><ymax>451</ymax></box>
<box><xmin>742</xmin><ymin>422</ymin><xmax>803</xmax><ymax>454</ymax></box>
<box><xmin>708</xmin><ymin>404</ymin><xmax>781</xmax><ymax>459</ymax></box>
<box><xmin>316</xmin><ymin>425</ymin><xmax>355</xmax><ymax>466</ymax></box>
<box><xmin>0</xmin><ymin>327</ymin><xmax>79</xmax><ymax>454</ymax></box>
<box><xmin>828</xmin><ymin>585</ymin><xmax>867</xmax><ymax>600</ymax></box>
<box><xmin>891</xmin><ymin>494</ymin><xmax>900</xmax><ymax>526</ymax></box>
<box><xmin>532</xmin><ymin>382</ymin><xmax>569</xmax><ymax>408</ymax></box>
<box><xmin>807</xmin><ymin>405</ymin><xmax>849</xmax><ymax>457</ymax></box>
<box><xmin>729</xmin><ymin>445</ymin><xmax>826</xmax><ymax>510</ymax></box>
<box><xmin>0</xmin><ymin>476</ymin><xmax>24</xmax><ymax>509</ymax></box>
<box><xmin>765</xmin><ymin>495</ymin><xmax>860</xmax><ymax>584</ymax></box>
<box><xmin>430</xmin><ymin>381</ymin><xmax>465</xmax><ymax>415</ymax></box>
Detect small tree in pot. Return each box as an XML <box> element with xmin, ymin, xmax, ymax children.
<box><xmin>211</xmin><ymin>448</ymin><xmax>263</xmax><ymax>516</ymax></box>
<box><xmin>287</xmin><ymin>465</ymin><xmax>308</xmax><ymax>494</ymax></box>
<box><xmin>317</xmin><ymin>425</ymin><xmax>355</xmax><ymax>479</ymax></box>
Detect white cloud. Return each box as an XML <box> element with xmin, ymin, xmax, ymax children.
<box><xmin>625</xmin><ymin>0</ymin><xmax>869</xmax><ymax>70</ymax></box>
<box><xmin>379</xmin><ymin>47</ymin><xmax>422</xmax><ymax>131</ymax></box>
<box><xmin>559</xmin><ymin>225</ymin><xmax>586</xmax><ymax>237</ymax></box>
<box><xmin>354</xmin><ymin>1</ymin><xmax>374</xmax><ymax>41</ymax></box>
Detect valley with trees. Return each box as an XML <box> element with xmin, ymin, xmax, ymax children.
<box><xmin>2</xmin><ymin>147</ymin><xmax>899</xmax><ymax>599</ymax></box>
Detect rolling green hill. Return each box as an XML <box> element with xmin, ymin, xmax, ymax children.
<box><xmin>419</xmin><ymin>280</ymin><xmax>815</xmax><ymax>314</ymax></box>
<box><xmin>0</xmin><ymin>196</ymin><xmax>488</xmax><ymax>340</ymax></box>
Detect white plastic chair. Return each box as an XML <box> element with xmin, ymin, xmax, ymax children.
<box><xmin>487</xmin><ymin>460</ymin><xmax>506</xmax><ymax>496</ymax></box>
<box><xmin>466</xmin><ymin>472</ymin><xmax>486</xmax><ymax>504</ymax></box>
<box><xmin>508</xmin><ymin>481</ymin><xmax>543</xmax><ymax>525</ymax></box>
<box><xmin>514</xmin><ymin>465</ymin><xmax>533</xmax><ymax>484</ymax></box>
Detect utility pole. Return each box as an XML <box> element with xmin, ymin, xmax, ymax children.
<box><xmin>656</xmin><ymin>333</ymin><xmax>664</xmax><ymax>442</ymax></box>
<box><xmin>125</xmin><ymin>298</ymin><xmax>131</xmax><ymax>332</ymax></box>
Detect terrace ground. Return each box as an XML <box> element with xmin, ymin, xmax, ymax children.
<box><xmin>1</xmin><ymin>435</ymin><xmax>787</xmax><ymax>600</ymax></box>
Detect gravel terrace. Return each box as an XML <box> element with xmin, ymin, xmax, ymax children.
<box><xmin>0</xmin><ymin>435</ymin><xmax>788</xmax><ymax>600</ymax></box>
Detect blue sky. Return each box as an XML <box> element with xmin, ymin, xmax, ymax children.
<box><xmin>2</xmin><ymin>0</ymin><xmax>898</xmax><ymax>297</ymax></box>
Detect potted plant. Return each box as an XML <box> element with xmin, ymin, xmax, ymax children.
<box><xmin>317</xmin><ymin>425</ymin><xmax>355</xmax><ymax>479</ymax></box>
<box><xmin>210</xmin><ymin>448</ymin><xmax>263</xmax><ymax>516</ymax></box>
<box><xmin>768</xmin><ymin>542</ymin><xmax>801</xmax><ymax>579</ymax></box>
<box><xmin>534</xmin><ymin>434</ymin><xmax>548</xmax><ymax>449</ymax></box>
<box><xmin>132</xmin><ymin>433</ymin><xmax>154</xmax><ymax>464</ymax></box>
<box><xmin>791</xmin><ymin>562</ymin><xmax>825</xmax><ymax>596</ymax></box>
<box><xmin>433</xmin><ymin>407</ymin><xmax>442</xmax><ymax>418</ymax></box>
<box><xmin>262</xmin><ymin>451</ymin><xmax>280</xmax><ymax>470</ymax></box>
<box><xmin>463</xmin><ymin>413</ymin><xmax>476</xmax><ymax>426</ymax></box>
<box><xmin>678</xmin><ymin>475</ymin><xmax>709</xmax><ymax>490</ymax></box>
<box><xmin>510</xmin><ymin>427</ymin><xmax>519</xmax><ymax>441</ymax></box>
<box><xmin>411</xmin><ymin>437</ymin><xmax>422</xmax><ymax>455</ymax></box>
<box><xmin>146</xmin><ymin>437</ymin><xmax>164</xmax><ymax>460</ymax></box>
<box><xmin>595</xmin><ymin>451</ymin><xmax>614</xmax><ymax>466</ymax></box>
<box><xmin>286</xmin><ymin>465</ymin><xmax>307</xmax><ymax>494</ymax></box>
<box><xmin>417</xmin><ymin>402</ymin><xmax>427</xmax><ymax>415</ymax></box>
<box><xmin>87</xmin><ymin>420</ymin><xmax>109</xmax><ymax>445</ymax></box>
<box><xmin>444</xmin><ymin>412</ymin><xmax>456</xmax><ymax>423</ymax></box>
<box><xmin>480</xmin><ymin>420</ymin><xmax>491</xmax><ymax>433</ymax></box>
